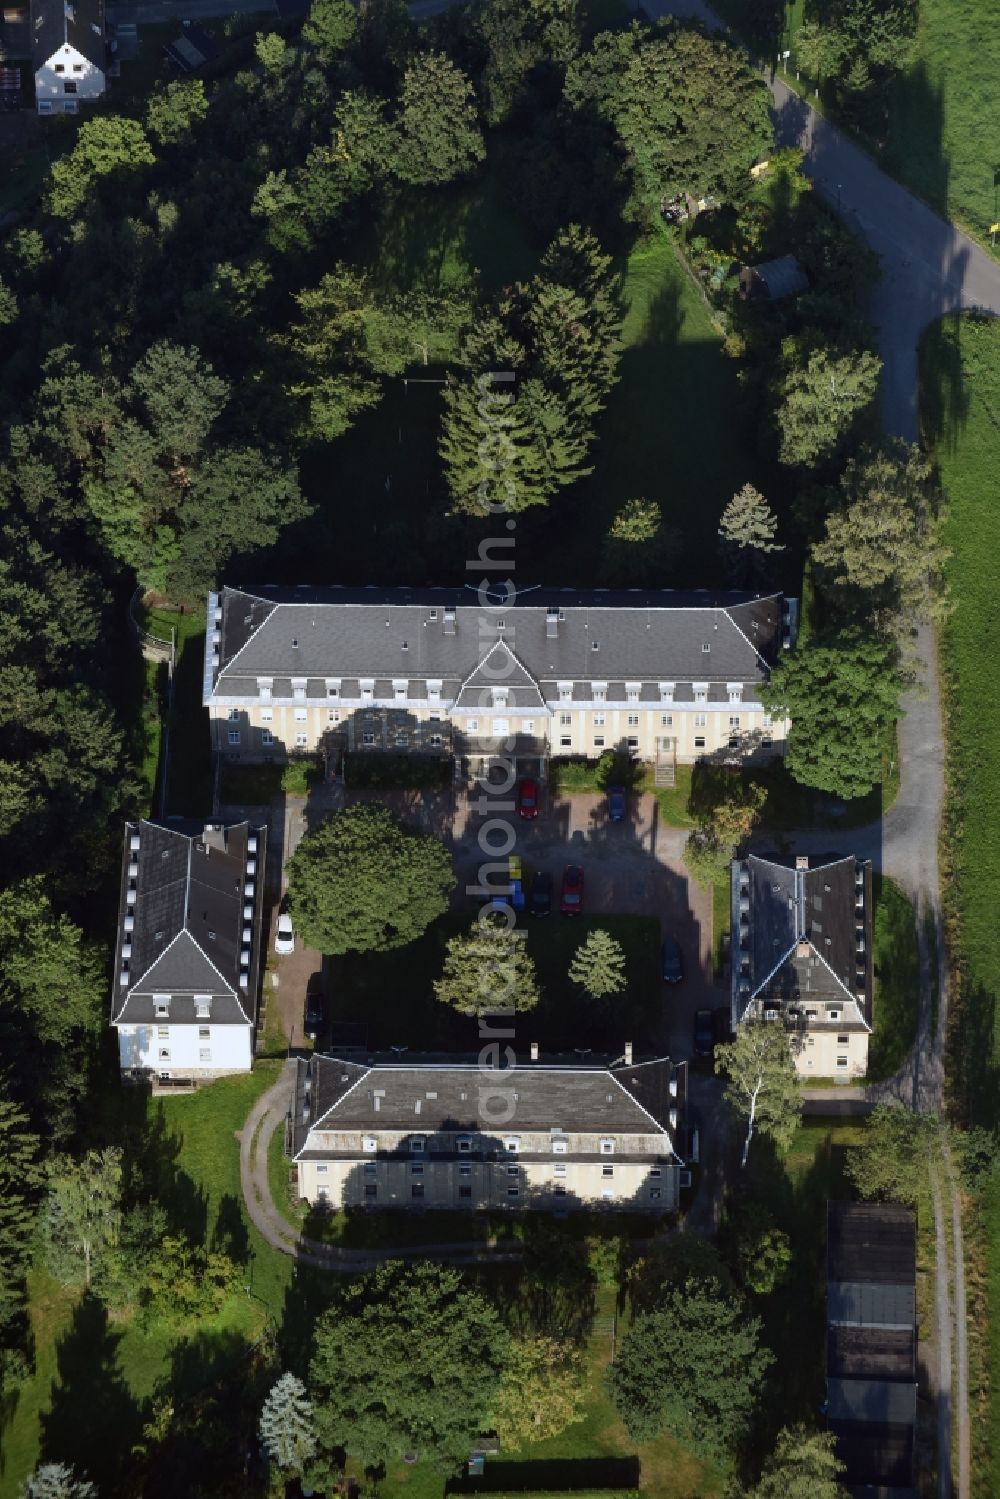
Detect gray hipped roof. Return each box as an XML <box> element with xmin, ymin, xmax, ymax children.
<box><xmin>207</xmin><ymin>585</ymin><xmax>786</xmax><ymax>705</ymax></box>
<box><xmin>111</xmin><ymin>819</ymin><xmax>266</xmax><ymax>1027</ymax></box>
<box><xmin>31</xmin><ymin>0</ymin><xmax>105</xmax><ymax>70</ymax></box>
<box><xmin>291</xmin><ymin>1054</ymin><xmax>683</xmax><ymax>1157</ymax></box>
<box><xmin>732</xmin><ymin>854</ymin><xmax>873</xmax><ymax>1025</ymax></box>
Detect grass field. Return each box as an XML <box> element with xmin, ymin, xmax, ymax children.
<box><xmin>330</xmin><ymin>911</ymin><xmax>662</xmax><ymax>1055</ymax></box>
<box><xmin>868</xmin><ymin>877</ymin><xmax>921</xmax><ymax>1082</ymax></box>
<box><xmin>920</xmin><ymin>312</ymin><xmax>1000</xmax><ymax>1493</ymax></box>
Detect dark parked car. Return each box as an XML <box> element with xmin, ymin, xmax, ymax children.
<box><xmin>304</xmin><ymin>988</ymin><xmax>328</xmax><ymax>1040</ymax></box>
<box><xmin>607</xmin><ymin>785</ymin><xmax>626</xmax><ymax>823</ymax></box>
<box><xmin>713</xmin><ymin>1006</ymin><xmax>733</xmax><ymax>1047</ymax></box>
<box><xmin>560</xmin><ymin>864</ymin><xmax>585</xmax><ymax>915</ymax></box>
<box><xmin>661</xmin><ymin>937</ymin><xmax>684</xmax><ymax>984</ymax></box>
<box><xmin>693</xmin><ymin>1008</ymin><xmax>714</xmax><ymax>1060</ymax></box>
<box><xmin>530</xmin><ymin>870</ymin><xmax>553</xmax><ymax>916</ymax></box>
<box><xmin>517</xmin><ymin>778</ymin><xmax>540</xmax><ymax>820</ymax></box>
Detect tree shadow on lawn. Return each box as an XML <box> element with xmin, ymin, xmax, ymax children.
<box><xmin>123</xmin><ymin>1102</ymin><xmax>211</xmax><ymax>1247</ymax></box>
<box><xmin>727</xmin><ymin>1121</ymin><xmax>861</xmax><ymax>1473</ymax></box>
<box><xmin>39</xmin><ymin>1294</ymin><xmax>145</xmax><ymax>1496</ymax></box>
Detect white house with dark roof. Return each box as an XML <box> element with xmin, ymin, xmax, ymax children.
<box><xmin>203</xmin><ymin>584</ymin><xmax>797</xmax><ymax>778</ymax></box>
<box><xmin>31</xmin><ymin>0</ymin><xmax>105</xmax><ymax>113</ymax></box>
<box><xmin>111</xmin><ymin>819</ymin><xmax>267</xmax><ymax>1082</ymax></box>
<box><xmin>290</xmin><ymin>1051</ymin><xmax>688</xmax><ymax>1214</ymax></box>
<box><xmin>731</xmin><ymin>853</ymin><xmax>873</xmax><ymax>1077</ymax></box>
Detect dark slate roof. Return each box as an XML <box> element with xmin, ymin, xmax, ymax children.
<box><xmin>111</xmin><ymin>819</ymin><xmax>266</xmax><ymax>1027</ymax></box>
<box><xmin>827</xmin><ymin>1380</ymin><xmax>916</xmax><ymax>1426</ymax></box>
<box><xmin>31</xmin><ymin>0</ymin><xmax>104</xmax><ymax>70</ymax></box>
<box><xmin>207</xmin><ymin>585</ymin><xmax>787</xmax><ymax>703</ymax></box>
<box><xmin>732</xmin><ymin>854</ymin><xmax>873</xmax><ymax>1024</ymax></box>
<box><xmin>830</xmin><ymin>1423</ymin><xmax>915</xmax><ymax>1489</ymax></box>
<box><xmin>753</xmin><ymin>254</ymin><xmax>809</xmax><ymax>299</ymax></box>
<box><xmin>827</xmin><ymin>1325</ymin><xmax>915</xmax><ymax>1381</ymax></box>
<box><xmin>291</xmin><ymin>1054</ymin><xmax>682</xmax><ymax>1156</ymax></box>
<box><xmin>828</xmin><ymin>1282</ymin><xmax>915</xmax><ymax>1331</ymax></box>
<box><xmin>828</xmin><ymin>1203</ymin><xmax>917</xmax><ymax>1286</ymax></box>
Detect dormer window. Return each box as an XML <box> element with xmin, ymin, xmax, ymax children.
<box><xmin>363</xmin><ymin>1136</ymin><xmax>377</xmax><ymax>1152</ymax></box>
<box><xmin>326</xmin><ymin>679</ymin><xmax>340</xmax><ymax>699</ymax></box>
<box><xmin>552</xmin><ymin>1139</ymin><xmax>568</xmax><ymax>1154</ymax></box>
<box><xmin>727</xmin><ymin>682</ymin><xmax>743</xmax><ymax>704</ymax></box>
<box><xmin>427</xmin><ymin>680</ymin><xmax>442</xmax><ymax>705</ymax></box>
<box><xmin>410</xmin><ymin>1137</ymin><xmax>425</xmax><ymax>1154</ymax></box>
<box><xmin>392</xmin><ymin>679</ymin><xmax>408</xmax><ymax>702</ymax></box>
<box><xmin>593</xmin><ymin>682</ymin><xmax>607</xmax><ymax>704</ymax></box>
<box><xmin>195</xmin><ymin>996</ymin><xmax>211</xmax><ymax>1019</ymax></box>
<box><xmin>600</xmin><ymin>1139</ymin><xmax>615</xmax><ymax>1155</ymax></box>
<box><xmin>257</xmin><ymin>678</ymin><xmax>273</xmax><ymax>701</ymax></box>
<box><xmin>360</xmin><ymin>679</ymin><xmax>374</xmax><ymax>703</ymax></box>
<box><xmin>625</xmin><ymin>682</ymin><xmax>640</xmax><ymax>704</ymax></box>
<box><xmin>659</xmin><ymin>682</ymin><xmax>675</xmax><ymax>703</ymax></box>
<box><xmin>557</xmin><ymin>682</ymin><xmax>573</xmax><ymax>704</ymax></box>
<box><xmin>694</xmin><ymin>683</ymin><xmax>708</xmax><ymax>703</ymax></box>
<box><xmin>154</xmin><ymin>995</ymin><xmax>170</xmax><ymax>1018</ymax></box>
<box><xmin>292</xmin><ymin>678</ymin><xmax>307</xmax><ymax>702</ymax></box>
<box><xmin>491</xmin><ymin>688</ymin><xmax>508</xmax><ymax>709</ymax></box>
<box><xmin>505</xmin><ymin>1137</ymin><xmax>520</xmax><ymax>1154</ymax></box>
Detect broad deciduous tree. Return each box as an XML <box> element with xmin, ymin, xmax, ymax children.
<box><xmin>776</xmin><ymin>340</ymin><xmax>881</xmax><ymax>469</ymax></box>
<box><xmin>309</xmin><ymin>1260</ymin><xmax>509</xmax><ymax>1470</ymax></box>
<box><xmin>435</xmin><ymin>915</ymin><xmax>540</xmax><ymax>1015</ymax></box>
<box><xmin>732</xmin><ymin>1423</ymin><xmax>849</xmax><ymax>1499</ymax></box>
<box><xmin>494</xmin><ymin>1336</ymin><xmax>587</xmax><ymax>1449</ymax></box>
<box><xmin>287</xmin><ymin>804</ymin><xmax>454</xmax><ymax>954</ymax></box>
<box><xmin>393</xmin><ymin>53</ymin><xmax>485</xmax><ymax>187</ymax></box>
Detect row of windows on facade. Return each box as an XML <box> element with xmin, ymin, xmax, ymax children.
<box><xmin>316</xmin><ymin>1182</ymin><xmax>663</xmax><ymax>1202</ymax></box>
<box><xmin>359</xmin><ymin>1135</ymin><xmax>622</xmax><ymax>1155</ymax></box>
<box><xmin>226</xmin><ymin>710</ymin><xmax>773</xmax><ymax>750</ymax></box>
<box><xmin>251</xmin><ymin>680</ymin><xmax>749</xmax><ymax>707</ymax></box>
<box><xmin>151</xmin><ymin>996</ymin><xmax>212</xmax><ymax>1018</ymax></box>
<box><xmin>323</xmin><ymin>1161</ymin><xmax>642</xmax><ymax>1179</ymax></box>
<box><xmin>229</xmin><ymin>707</ymin><xmax>772</xmax><ymax>729</ymax></box>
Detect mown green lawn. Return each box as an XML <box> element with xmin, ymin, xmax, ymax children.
<box><xmin>920</xmin><ymin>311</ymin><xmax>1000</xmax><ymax>1493</ymax></box>
<box><xmin>868</xmin><ymin>876</ymin><xmax>921</xmax><ymax>1082</ymax></box>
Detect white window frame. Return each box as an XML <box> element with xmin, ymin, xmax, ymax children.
<box><xmin>492</xmin><ymin>718</ymin><xmax>510</xmax><ymax>737</ymax></box>
<box><xmin>522</xmin><ymin>719</ymin><xmax>535</xmax><ymax>734</ymax></box>
<box><xmin>593</xmin><ymin>712</ymin><xmax>606</xmax><ymax>727</ymax></box>
<box><xmin>326</xmin><ymin>679</ymin><xmax>340</xmax><ymax>699</ymax></box>
<box><xmin>659</xmin><ymin>682</ymin><xmax>675</xmax><ymax>703</ymax></box>
<box><xmin>260</xmin><ymin>708</ymin><xmax>273</xmax><ymax>723</ymax></box>
<box><xmin>294</xmin><ymin>708</ymin><xmax>308</xmax><ymax>722</ymax></box>
<box><xmin>593</xmin><ymin>683</ymin><xmax>607</xmax><ymax>704</ymax></box>
<box><xmin>552</xmin><ymin>1138</ymin><xmax>568</xmax><ymax>1154</ymax></box>
<box><xmin>694</xmin><ymin>682</ymin><xmax>708</xmax><ymax>704</ymax></box>
<box><xmin>295</xmin><ymin>733</ymin><xmax>308</xmax><ymax>747</ymax></box>
<box><xmin>427</xmin><ymin>679</ymin><xmax>442</xmax><ymax>705</ymax></box>
<box><xmin>292</xmin><ymin>678</ymin><xmax>307</xmax><ymax>702</ymax></box>
<box><xmin>392</xmin><ymin>679</ymin><xmax>408</xmax><ymax>702</ymax></box>
<box><xmin>600</xmin><ymin>1139</ymin><xmax>615</xmax><ymax>1155</ymax></box>
<box><xmin>694</xmin><ymin>712</ymin><xmax>706</xmax><ymax>728</ymax></box>
<box><xmin>727</xmin><ymin>682</ymin><xmax>743</xmax><ymax>704</ymax></box>
<box><xmin>557</xmin><ymin>682</ymin><xmax>573</xmax><ymax>704</ymax></box>
<box><xmin>625</xmin><ymin>682</ymin><xmax>640</xmax><ymax>703</ymax></box>
<box><xmin>227</xmin><ymin>729</ymin><xmax>240</xmax><ymax>746</ymax></box>
<box><xmin>257</xmin><ymin>679</ymin><xmax>272</xmax><ymax>701</ymax></box>
<box><xmin>360</xmin><ymin>679</ymin><xmax>374</xmax><ymax>703</ymax></box>
<box><xmin>627</xmin><ymin>713</ymin><xmax>639</xmax><ymax>728</ymax></box>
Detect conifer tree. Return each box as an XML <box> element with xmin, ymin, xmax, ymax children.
<box><xmin>259</xmin><ymin>1373</ymin><xmax>317</xmax><ymax>1476</ymax></box>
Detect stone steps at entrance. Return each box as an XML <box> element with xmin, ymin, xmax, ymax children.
<box><xmin>654</xmin><ymin>762</ymin><xmax>676</xmax><ymax>787</ymax></box>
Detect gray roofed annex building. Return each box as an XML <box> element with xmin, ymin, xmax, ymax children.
<box><xmin>732</xmin><ymin>853</ymin><xmax>873</xmax><ymax>1078</ymax></box>
<box><xmin>291</xmin><ymin>1051</ymin><xmax>688</xmax><ymax>1214</ymax></box>
<box><xmin>826</xmin><ymin>1202</ymin><xmax>918</xmax><ymax>1498</ymax></box>
<box><xmin>112</xmin><ymin>819</ymin><xmax>267</xmax><ymax>1083</ymax></box>
<box><xmin>203</xmin><ymin>583</ymin><xmax>797</xmax><ymax>781</ymax></box>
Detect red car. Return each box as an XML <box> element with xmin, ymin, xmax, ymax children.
<box><xmin>560</xmin><ymin>864</ymin><xmax>584</xmax><ymax>914</ymax></box>
<box><xmin>517</xmin><ymin>778</ymin><xmax>540</xmax><ymax>820</ymax></box>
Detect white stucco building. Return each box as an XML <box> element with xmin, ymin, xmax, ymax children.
<box><xmin>203</xmin><ymin>583</ymin><xmax>796</xmax><ymax>781</ymax></box>
<box><xmin>31</xmin><ymin>0</ymin><xmax>106</xmax><ymax>113</ymax></box>
<box><xmin>111</xmin><ymin>818</ymin><xmax>267</xmax><ymax>1082</ymax></box>
<box><xmin>290</xmin><ymin>1051</ymin><xmax>689</xmax><ymax>1215</ymax></box>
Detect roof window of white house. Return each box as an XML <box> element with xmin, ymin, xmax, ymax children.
<box><xmin>727</xmin><ymin>682</ymin><xmax>743</xmax><ymax>703</ymax></box>
<box><xmin>154</xmin><ymin>995</ymin><xmax>171</xmax><ymax>1018</ymax></box>
<box><xmin>326</xmin><ymin>679</ymin><xmax>340</xmax><ymax>698</ymax></box>
<box><xmin>694</xmin><ymin>682</ymin><xmax>708</xmax><ymax>703</ymax></box>
<box><xmin>491</xmin><ymin>688</ymin><xmax>508</xmax><ymax>708</ymax></box>
<box><xmin>625</xmin><ymin>682</ymin><xmax>641</xmax><ymax>703</ymax></box>
<box><xmin>360</xmin><ymin>679</ymin><xmax>374</xmax><ymax>702</ymax></box>
<box><xmin>363</xmin><ymin>1135</ymin><xmax>377</xmax><ymax>1152</ymax></box>
<box><xmin>505</xmin><ymin>1136</ymin><xmax>520</xmax><ymax>1153</ymax></box>
<box><xmin>593</xmin><ymin>682</ymin><xmax>607</xmax><ymax>703</ymax></box>
<box><xmin>410</xmin><ymin>1136</ymin><xmax>425</xmax><ymax>1153</ymax></box>
<box><xmin>393</xmin><ymin>679</ymin><xmax>408</xmax><ymax>701</ymax></box>
<box><xmin>427</xmin><ymin>680</ymin><xmax>442</xmax><ymax>703</ymax></box>
<box><xmin>659</xmin><ymin>682</ymin><xmax>675</xmax><ymax>702</ymax></box>
<box><xmin>558</xmin><ymin>682</ymin><xmax>573</xmax><ymax>703</ymax></box>
<box><xmin>600</xmin><ymin>1138</ymin><xmax>615</xmax><ymax>1155</ymax></box>
<box><xmin>257</xmin><ymin>678</ymin><xmax>272</xmax><ymax>700</ymax></box>
<box><xmin>292</xmin><ymin>678</ymin><xmax>307</xmax><ymax>701</ymax></box>
<box><xmin>195</xmin><ymin>996</ymin><xmax>211</xmax><ymax>1018</ymax></box>
<box><xmin>553</xmin><ymin>1139</ymin><xmax>568</xmax><ymax>1154</ymax></box>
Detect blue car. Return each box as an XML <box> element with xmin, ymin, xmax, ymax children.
<box><xmin>607</xmin><ymin>785</ymin><xmax>626</xmax><ymax>823</ymax></box>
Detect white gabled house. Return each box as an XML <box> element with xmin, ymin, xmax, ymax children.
<box><xmin>111</xmin><ymin>818</ymin><xmax>267</xmax><ymax>1084</ymax></box>
<box><xmin>31</xmin><ymin>0</ymin><xmax>106</xmax><ymax>114</ymax></box>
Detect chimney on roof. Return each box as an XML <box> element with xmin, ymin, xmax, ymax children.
<box><xmin>546</xmin><ymin>606</ymin><xmax>559</xmax><ymax>638</ymax></box>
<box><xmin>795</xmin><ymin>855</ymin><xmax>809</xmax><ymax>870</ymax></box>
<box><xmin>443</xmin><ymin>607</ymin><xmax>456</xmax><ymax>636</ymax></box>
<box><xmin>530</xmin><ymin>1041</ymin><xmax>539</xmax><ymax>1062</ymax></box>
<box><xmin>624</xmin><ymin>1041</ymin><xmax>633</xmax><ymax>1066</ymax></box>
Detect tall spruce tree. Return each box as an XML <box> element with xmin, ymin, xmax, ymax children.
<box><xmin>259</xmin><ymin>1374</ymin><xmax>318</xmax><ymax>1476</ymax></box>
